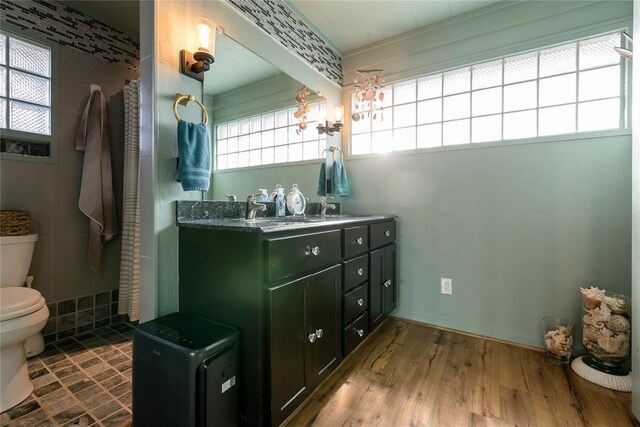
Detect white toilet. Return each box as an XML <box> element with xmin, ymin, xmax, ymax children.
<box><xmin>0</xmin><ymin>234</ymin><xmax>50</xmax><ymax>412</ymax></box>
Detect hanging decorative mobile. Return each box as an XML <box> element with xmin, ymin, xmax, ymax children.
<box><xmin>614</xmin><ymin>32</ymin><xmax>633</xmax><ymax>61</ymax></box>
<box><xmin>293</xmin><ymin>86</ymin><xmax>312</xmax><ymax>134</ymax></box>
<box><xmin>352</xmin><ymin>69</ymin><xmax>385</xmax><ymax>122</ymax></box>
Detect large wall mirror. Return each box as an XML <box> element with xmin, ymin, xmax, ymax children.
<box><xmin>204</xmin><ymin>33</ymin><xmax>330</xmax><ymax>199</ymax></box>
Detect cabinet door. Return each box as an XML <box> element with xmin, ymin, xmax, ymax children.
<box><xmin>308</xmin><ymin>264</ymin><xmax>342</xmax><ymax>386</ymax></box>
<box><xmin>383</xmin><ymin>243</ymin><xmax>397</xmax><ymax>315</ymax></box>
<box><xmin>268</xmin><ymin>276</ymin><xmax>310</xmax><ymax>426</ymax></box>
<box><xmin>369</xmin><ymin>247</ymin><xmax>384</xmax><ymax>331</ymax></box>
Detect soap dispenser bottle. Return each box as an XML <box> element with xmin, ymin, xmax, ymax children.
<box><xmin>257</xmin><ymin>189</ymin><xmax>269</xmax><ymax>202</ymax></box>
<box><xmin>274</xmin><ymin>185</ymin><xmax>286</xmax><ymax>218</ymax></box>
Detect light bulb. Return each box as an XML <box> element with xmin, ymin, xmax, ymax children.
<box><xmin>334</xmin><ymin>106</ymin><xmax>344</xmax><ymax>123</ymax></box>
<box><xmin>195</xmin><ymin>20</ymin><xmax>216</xmax><ymax>54</ymax></box>
<box><xmin>318</xmin><ymin>109</ymin><xmax>327</xmax><ymax>124</ymax></box>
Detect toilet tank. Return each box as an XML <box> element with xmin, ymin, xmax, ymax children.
<box><xmin>0</xmin><ymin>234</ymin><xmax>38</xmax><ymax>288</ymax></box>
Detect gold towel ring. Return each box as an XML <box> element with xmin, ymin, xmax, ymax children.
<box><xmin>321</xmin><ymin>146</ymin><xmax>343</xmax><ymax>161</ymax></box>
<box><xmin>173</xmin><ymin>93</ymin><xmax>209</xmax><ymax>124</ymax></box>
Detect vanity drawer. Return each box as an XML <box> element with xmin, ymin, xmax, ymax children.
<box><xmin>342</xmin><ymin>254</ymin><xmax>368</xmax><ymax>292</ymax></box>
<box><xmin>369</xmin><ymin>221</ymin><xmax>396</xmax><ymax>250</ymax></box>
<box><xmin>343</xmin><ymin>226</ymin><xmax>369</xmax><ymax>258</ymax></box>
<box><xmin>267</xmin><ymin>230</ymin><xmax>341</xmax><ymax>283</ymax></box>
<box><xmin>343</xmin><ymin>312</ymin><xmax>369</xmax><ymax>356</ymax></box>
<box><xmin>343</xmin><ymin>283</ymin><xmax>368</xmax><ymax>326</ymax></box>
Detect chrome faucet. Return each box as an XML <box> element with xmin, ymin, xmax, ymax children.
<box><xmin>224</xmin><ymin>194</ymin><xmax>237</xmax><ymax>201</ymax></box>
<box><xmin>246</xmin><ymin>194</ymin><xmax>267</xmax><ymax>219</ymax></box>
<box><xmin>319</xmin><ymin>197</ymin><xmax>336</xmax><ymax>217</ymax></box>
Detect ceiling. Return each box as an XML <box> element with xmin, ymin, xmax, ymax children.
<box><xmin>57</xmin><ymin>1</ymin><xmax>502</xmax><ymax>52</ymax></box>
<box><xmin>289</xmin><ymin>0</ymin><xmax>502</xmax><ymax>53</ymax></box>
<box><xmin>57</xmin><ymin>0</ymin><xmax>503</xmax><ymax>92</ymax></box>
<box><xmin>204</xmin><ymin>34</ymin><xmax>283</xmax><ymax>96</ymax></box>
<box><xmin>58</xmin><ymin>0</ymin><xmax>140</xmax><ymax>39</ymax></box>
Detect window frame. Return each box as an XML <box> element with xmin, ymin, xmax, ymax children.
<box><xmin>213</xmin><ymin>99</ymin><xmax>327</xmax><ymax>172</ymax></box>
<box><xmin>348</xmin><ymin>29</ymin><xmax>630</xmax><ymax>158</ymax></box>
<box><xmin>0</xmin><ymin>23</ymin><xmax>59</xmax><ymax>163</ymax></box>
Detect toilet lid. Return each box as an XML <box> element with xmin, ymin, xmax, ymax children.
<box><xmin>0</xmin><ymin>287</ymin><xmax>46</xmax><ymax>321</ymax></box>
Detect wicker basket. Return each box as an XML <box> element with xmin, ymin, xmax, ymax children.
<box><xmin>0</xmin><ymin>210</ymin><xmax>31</xmax><ymax>236</ymax></box>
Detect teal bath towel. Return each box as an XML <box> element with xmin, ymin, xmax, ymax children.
<box><xmin>317</xmin><ymin>161</ymin><xmax>331</xmax><ymax>196</ymax></box>
<box><xmin>332</xmin><ymin>160</ymin><xmax>351</xmax><ymax>197</ymax></box>
<box><xmin>176</xmin><ymin>119</ymin><xmax>211</xmax><ymax>191</ymax></box>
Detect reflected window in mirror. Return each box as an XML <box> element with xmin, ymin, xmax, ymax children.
<box><xmin>215</xmin><ymin>100</ymin><xmax>326</xmax><ymax>170</ymax></box>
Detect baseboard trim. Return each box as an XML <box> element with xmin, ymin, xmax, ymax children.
<box><xmin>389</xmin><ymin>315</ymin><xmax>545</xmax><ymax>353</ymax></box>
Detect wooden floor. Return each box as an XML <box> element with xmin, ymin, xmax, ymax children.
<box><xmin>284</xmin><ymin>318</ymin><xmax>638</xmax><ymax>427</ymax></box>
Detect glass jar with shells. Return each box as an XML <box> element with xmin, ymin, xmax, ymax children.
<box><xmin>580</xmin><ymin>287</ymin><xmax>631</xmax><ymax>375</ymax></box>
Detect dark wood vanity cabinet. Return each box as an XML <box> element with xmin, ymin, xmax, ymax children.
<box><xmin>369</xmin><ymin>221</ymin><xmax>397</xmax><ymax>332</ymax></box>
<box><xmin>178</xmin><ymin>217</ymin><xmax>396</xmax><ymax>426</ymax></box>
<box><xmin>268</xmin><ymin>264</ymin><xmax>341</xmax><ymax>426</ymax></box>
<box><xmin>370</xmin><ymin>243</ymin><xmax>397</xmax><ymax>331</ymax></box>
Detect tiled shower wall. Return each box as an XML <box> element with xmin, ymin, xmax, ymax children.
<box><xmin>0</xmin><ymin>0</ymin><xmax>139</xmax><ymax>71</ymax></box>
<box><xmin>0</xmin><ymin>1</ymin><xmax>139</xmax><ymax>340</ymax></box>
<box><xmin>42</xmin><ymin>290</ymin><xmax>125</xmax><ymax>344</ymax></box>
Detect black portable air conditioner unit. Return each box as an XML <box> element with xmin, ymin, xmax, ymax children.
<box><xmin>132</xmin><ymin>312</ymin><xmax>239</xmax><ymax>427</ymax></box>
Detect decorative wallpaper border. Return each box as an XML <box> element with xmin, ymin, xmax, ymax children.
<box><xmin>0</xmin><ymin>0</ymin><xmax>139</xmax><ymax>71</ymax></box>
<box><xmin>226</xmin><ymin>0</ymin><xmax>342</xmax><ymax>85</ymax></box>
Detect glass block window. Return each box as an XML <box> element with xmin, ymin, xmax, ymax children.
<box><xmin>0</xmin><ymin>33</ymin><xmax>52</xmax><ymax>136</ymax></box>
<box><xmin>350</xmin><ymin>32</ymin><xmax>625</xmax><ymax>155</ymax></box>
<box><xmin>215</xmin><ymin>101</ymin><xmax>326</xmax><ymax>170</ymax></box>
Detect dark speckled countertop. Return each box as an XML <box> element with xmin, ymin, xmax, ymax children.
<box><xmin>176</xmin><ymin>201</ymin><xmax>393</xmax><ymax>233</ymax></box>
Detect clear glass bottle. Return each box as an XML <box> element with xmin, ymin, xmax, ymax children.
<box><xmin>274</xmin><ymin>185</ymin><xmax>286</xmax><ymax>218</ymax></box>
<box><xmin>256</xmin><ymin>189</ymin><xmax>269</xmax><ymax>202</ymax></box>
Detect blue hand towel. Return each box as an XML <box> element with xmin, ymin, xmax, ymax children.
<box><xmin>176</xmin><ymin>119</ymin><xmax>211</xmax><ymax>191</ymax></box>
<box><xmin>332</xmin><ymin>160</ymin><xmax>351</xmax><ymax>197</ymax></box>
<box><xmin>317</xmin><ymin>161</ymin><xmax>328</xmax><ymax>196</ymax></box>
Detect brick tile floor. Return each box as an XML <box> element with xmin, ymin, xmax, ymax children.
<box><xmin>1</xmin><ymin>324</ymin><xmax>133</xmax><ymax>426</ymax></box>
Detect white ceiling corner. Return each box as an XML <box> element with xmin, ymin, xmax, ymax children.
<box><xmin>288</xmin><ymin>0</ymin><xmax>502</xmax><ymax>54</ymax></box>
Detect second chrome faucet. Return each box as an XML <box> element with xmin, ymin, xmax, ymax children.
<box><xmin>319</xmin><ymin>197</ymin><xmax>336</xmax><ymax>217</ymax></box>
<box><xmin>246</xmin><ymin>194</ymin><xmax>267</xmax><ymax>219</ymax></box>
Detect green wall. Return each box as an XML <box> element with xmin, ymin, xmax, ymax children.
<box><xmin>213</xmin><ymin>0</ymin><xmax>633</xmax><ymax>348</ymax></box>
<box><xmin>631</xmin><ymin>0</ymin><xmax>639</xmax><ymax>418</ymax></box>
<box><xmin>154</xmin><ymin>0</ymin><xmax>632</xmax><ymax>350</ymax></box>
<box><xmin>340</xmin><ymin>0</ymin><xmax>633</xmax><ymax>347</ymax></box>
<box><xmin>346</xmin><ymin>135</ymin><xmax>631</xmax><ymax>346</ymax></box>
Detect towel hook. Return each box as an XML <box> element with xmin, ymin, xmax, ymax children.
<box><xmin>173</xmin><ymin>93</ymin><xmax>209</xmax><ymax>124</ymax></box>
<box><xmin>321</xmin><ymin>146</ymin><xmax>343</xmax><ymax>161</ymax></box>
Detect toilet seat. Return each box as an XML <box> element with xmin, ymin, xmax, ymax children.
<box><xmin>0</xmin><ymin>288</ymin><xmax>45</xmax><ymax>321</ymax></box>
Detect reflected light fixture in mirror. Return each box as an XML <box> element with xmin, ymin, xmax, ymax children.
<box><xmin>317</xmin><ymin>105</ymin><xmax>344</xmax><ymax>136</ymax></box>
<box><xmin>180</xmin><ymin>18</ymin><xmax>216</xmax><ymax>82</ymax></box>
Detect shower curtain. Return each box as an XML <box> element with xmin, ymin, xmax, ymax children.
<box><xmin>118</xmin><ymin>79</ymin><xmax>141</xmax><ymax>322</ymax></box>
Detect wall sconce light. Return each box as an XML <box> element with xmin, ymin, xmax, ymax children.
<box><xmin>317</xmin><ymin>106</ymin><xmax>344</xmax><ymax>136</ymax></box>
<box><xmin>180</xmin><ymin>18</ymin><xmax>216</xmax><ymax>82</ymax></box>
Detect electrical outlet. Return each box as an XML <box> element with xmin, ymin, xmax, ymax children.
<box><xmin>441</xmin><ymin>277</ymin><xmax>452</xmax><ymax>295</ymax></box>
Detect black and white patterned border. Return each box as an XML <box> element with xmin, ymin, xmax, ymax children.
<box><xmin>0</xmin><ymin>0</ymin><xmax>139</xmax><ymax>71</ymax></box>
<box><xmin>226</xmin><ymin>0</ymin><xmax>342</xmax><ymax>85</ymax></box>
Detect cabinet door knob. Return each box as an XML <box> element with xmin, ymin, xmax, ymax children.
<box><xmin>357</xmin><ymin>268</ymin><xmax>364</xmax><ymax>276</ymax></box>
<box><xmin>305</xmin><ymin>246</ymin><xmax>321</xmax><ymax>256</ymax></box>
<box><xmin>384</xmin><ymin>279</ymin><xmax>392</xmax><ymax>288</ymax></box>
<box><xmin>308</xmin><ymin>333</ymin><xmax>317</xmax><ymax>343</ymax></box>
<box><xmin>384</xmin><ymin>230</ymin><xmax>391</xmax><ymax>237</ymax></box>
<box><xmin>357</xmin><ymin>329</ymin><xmax>364</xmax><ymax>337</ymax></box>
<box><xmin>315</xmin><ymin>328</ymin><xmax>323</xmax><ymax>338</ymax></box>
<box><xmin>356</xmin><ymin>237</ymin><xmax>364</xmax><ymax>245</ymax></box>
<box><xmin>356</xmin><ymin>298</ymin><xmax>364</xmax><ymax>306</ymax></box>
